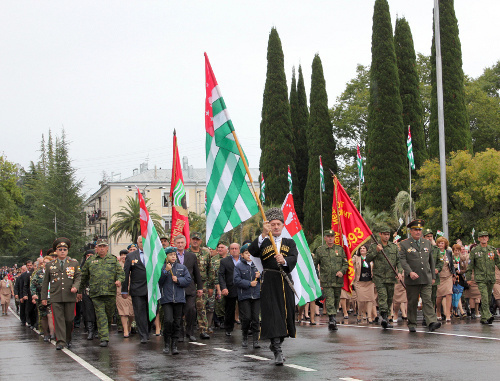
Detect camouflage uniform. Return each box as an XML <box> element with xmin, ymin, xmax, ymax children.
<box><xmin>211</xmin><ymin>254</ymin><xmax>225</xmax><ymax>319</ymax></box>
<box><xmin>191</xmin><ymin>246</ymin><xmax>214</xmax><ymax>334</ymax></box>
<box><xmin>79</xmin><ymin>254</ymin><xmax>124</xmax><ymax>342</ymax></box>
<box><xmin>366</xmin><ymin>241</ymin><xmax>403</xmax><ymax>314</ymax></box>
<box><xmin>314</xmin><ymin>244</ymin><xmax>348</xmax><ymax>316</ymax></box>
<box><xmin>30</xmin><ymin>268</ymin><xmax>50</xmax><ymax>318</ymax></box>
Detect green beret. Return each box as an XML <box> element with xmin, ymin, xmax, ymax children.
<box><xmin>52</xmin><ymin>237</ymin><xmax>71</xmax><ymax>251</ymax></box>
<box><xmin>127</xmin><ymin>244</ymin><xmax>138</xmax><ymax>250</ymax></box>
<box><xmin>165</xmin><ymin>246</ymin><xmax>177</xmax><ymax>254</ymax></box>
<box><xmin>240</xmin><ymin>243</ymin><xmax>250</xmax><ymax>253</ymax></box>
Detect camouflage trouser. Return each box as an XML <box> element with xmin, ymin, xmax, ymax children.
<box><xmin>373</xmin><ymin>280</ymin><xmax>395</xmax><ymax>314</ymax></box>
<box><xmin>37</xmin><ymin>300</ymin><xmax>51</xmax><ymax>318</ymax></box>
<box><xmin>207</xmin><ymin>294</ymin><xmax>215</xmax><ymax>314</ymax></box>
<box><xmin>196</xmin><ymin>290</ymin><xmax>209</xmax><ymax>333</ymax></box>
<box><xmin>477</xmin><ymin>281</ymin><xmax>494</xmax><ymax>322</ymax></box>
<box><xmin>215</xmin><ymin>295</ymin><xmax>225</xmax><ymax>318</ymax></box>
<box><xmin>92</xmin><ymin>295</ymin><xmax>116</xmax><ymax>341</ymax></box>
<box><xmin>323</xmin><ymin>287</ymin><xmax>342</xmax><ymax>315</ymax></box>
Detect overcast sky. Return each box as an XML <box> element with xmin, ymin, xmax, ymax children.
<box><xmin>1</xmin><ymin>0</ymin><xmax>498</xmax><ymax>197</ymax></box>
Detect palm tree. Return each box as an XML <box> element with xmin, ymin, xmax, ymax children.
<box><xmin>108</xmin><ymin>196</ymin><xmax>165</xmax><ymax>244</ymax></box>
<box><xmin>392</xmin><ymin>190</ymin><xmax>415</xmax><ymax>227</ymax></box>
<box><xmin>362</xmin><ymin>206</ymin><xmax>394</xmax><ymax>233</ymax></box>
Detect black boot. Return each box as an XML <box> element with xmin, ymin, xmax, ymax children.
<box><xmin>163</xmin><ymin>337</ymin><xmax>171</xmax><ymax>354</ymax></box>
<box><xmin>87</xmin><ymin>322</ymin><xmax>94</xmax><ymax>340</ymax></box>
<box><xmin>381</xmin><ymin>312</ymin><xmax>392</xmax><ymax>329</ymax></box>
<box><xmin>471</xmin><ymin>308</ymin><xmax>476</xmax><ymax>319</ymax></box>
<box><xmin>328</xmin><ymin>315</ymin><xmax>338</xmax><ymax>331</ymax></box>
<box><xmin>253</xmin><ymin>332</ymin><xmax>261</xmax><ymax>348</ymax></box>
<box><xmin>273</xmin><ymin>338</ymin><xmax>284</xmax><ymax>366</ymax></box>
<box><xmin>171</xmin><ymin>339</ymin><xmax>179</xmax><ymax>355</ymax></box>
<box><xmin>242</xmin><ymin>332</ymin><xmax>248</xmax><ymax>348</ymax></box>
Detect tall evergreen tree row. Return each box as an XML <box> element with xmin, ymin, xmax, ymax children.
<box><xmin>259</xmin><ymin>28</ymin><xmax>299</xmax><ymax>206</ymax></box>
<box><xmin>364</xmin><ymin>0</ymin><xmax>407</xmax><ymax>213</ymax></box>
<box><xmin>429</xmin><ymin>0</ymin><xmax>472</xmax><ymax>157</ymax></box>
<box><xmin>303</xmin><ymin>54</ymin><xmax>338</xmax><ymax>237</ymax></box>
<box><xmin>394</xmin><ymin>17</ymin><xmax>427</xmax><ymax>171</ymax></box>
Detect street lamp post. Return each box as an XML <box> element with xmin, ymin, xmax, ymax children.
<box><xmin>42</xmin><ymin>204</ymin><xmax>57</xmax><ymax>235</ymax></box>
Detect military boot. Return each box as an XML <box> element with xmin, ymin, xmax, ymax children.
<box><xmin>163</xmin><ymin>337</ymin><xmax>171</xmax><ymax>354</ymax></box>
<box><xmin>241</xmin><ymin>332</ymin><xmax>248</xmax><ymax>348</ymax></box>
<box><xmin>253</xmin><ymin>332</ymin><xmax>261</xmax><ymax>348</ymax></box>
<box><xmin>381</xmin><ymin>312</ymin><xmax>392</xmax><ymax>329</ymax></box>
<box><xmin>328</xmin><ymin>315</ymin><xmax>338</xmax><ymax>331</ymax></box>
<box><xmin>87</xmin><ymin>322</ymin><xmax>95</xmax><ymax>340</ymax></box>
<box><xmin>273</xmin><ymin>339</ymin><xmax>284</xmax><ymax>366</ymax></box>
<box><xmin>171</xmin><ymin>339</ymin><xmax>179</xmax><ymax>355</ymax></box>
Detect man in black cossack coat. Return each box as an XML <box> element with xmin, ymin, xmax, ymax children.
<box><xmin>248</xmin><ymin>207</ymin><xmax>297</xmax><ymax>366</ymax></box>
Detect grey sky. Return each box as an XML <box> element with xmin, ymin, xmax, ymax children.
<box><xmin>1</xmin><ymin>1</ymin><xmax>498</xmax><ymax>197</ymax></box>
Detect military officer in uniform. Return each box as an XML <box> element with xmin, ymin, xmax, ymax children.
<box><xmin>189</xmin><ymin>232</ymin><xmax>214</xmax><ymax>339</ymax></box>
<box><xmin>314</xmin><ymin>230</ymin><xmax>348</xmax><ymax>331</ymax></box>
<box><xmin>41</xmin><ymin>238</ymin><xmax>82</xmax><ymax>350</ymax></box>
<box><xmin>399</xmin><ymin>220</ymin><xmax>440</xmax><ymax>332</ymax></box>
<box><xmin>79</xmin><ymin>239</ymin><xmax>124</xmax><ymax>347</ymax></box>
<box><xmin>466</xmin><ymin>231</ymin><xmax>500</xmax><ymax>324</ymax></box>
<box><xmin>366</xmin><ymin>226</ymin><xmax>403</xmax><ymax>329</ymax></box>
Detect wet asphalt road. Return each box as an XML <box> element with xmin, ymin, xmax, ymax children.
<box><xmin>1</xmin><ymin>300</ymin><xmax>499</xmax><ymax>381</ymax></box>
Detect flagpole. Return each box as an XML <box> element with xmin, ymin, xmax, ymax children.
<box><xmin>358</xmin><ymin>177</ymin><xmax>361</xmax><ymax>216</ymax></box>
<box><xmin>370</xmin><ymin>233</ymin><xmax>406</xmax><ymax>290</ymax></box>
<box><xmin>319</xmin><ymin>156</ymin><xmax>324</xmax><ymax>244</ymax></box>
<box><xmin>409</xmin><ymin>154</ymin><xmax>412</xmax><ymax>220</ymax></box>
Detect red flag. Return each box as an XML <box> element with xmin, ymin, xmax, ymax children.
<box><xmin>39</xmin><ymin>249</ymin><xmax>43</xmax><ymax>258</ymax></box>
<box><xmin>331</xmin><ymin>176</ymin><xmax>372</xmax><ymax>292</ymax></box>
<box><xmin>169</xmin><ymin>131</ymin><xmax>190</xmax><ymax>247</ymax></box>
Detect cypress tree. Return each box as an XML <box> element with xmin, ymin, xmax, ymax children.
<box><xmin>303</xmin><ymin>54</ymin><xmax>337</xmax><ymax>237</ymax></box>
<box><xmin>365</xmin><ymin>0</ymin><xmax>407</xmax><ymax>213</ymax></box>
<box><xmin>394</xmin><ymin>17</ymin><xmax>427</xmax><ymax>171</ymax></box>
<box><xmin>289</xmin><ymin>65</ymin><xmax>309</xmax><ymax>222</ymax></box>
<box><xmin>429</xmin><ymin>0</ymin><xmax>471</xmax><ymax>157</ymax></box>
<box><xmin>259</xmin><ymin>28</ymin><xmax>298</xmax><ymax>205</ymax></box>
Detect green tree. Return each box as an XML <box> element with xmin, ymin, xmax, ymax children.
<box><xmin>365</xmin><ymin>0</ymin><xmax>407</xmax><ymax>213</ymax></box>
<box><xmin>259</xmin><ymin>28</ymin><xmax>298</xmax><ymax>205</ymax></box>
<box><xmin>416</xmin><ymin>53</ymin><xmax>432</xmax><ymax>150</ymax></box>
<box><xmin>429</xmin><ymin>0</ymin><xmax>472</xmax><ymax>157</ymax></box>
<box><xmin>290</xmin><ymin>65</ymin><xmax>309</xmax><ymax>221</ymax></box>
<box><xmin>303</xmin><ymin>54</ymin><xmax>338</xmax><ymax>238</ymax></box>
<box><xmin>415</xmin><ymin>149</ymin><xmax>500</xmax><ymax>246</ymax></box>
<box><xmin>0</xmin><ymin>155</ymin><xmax>24</xmax><ymax>252</ymax></box>
<box><xmin>476</xmin><ymin>60</ymin><xmax>500</xmax><ymax>97</ymax></box>
<box><xmin>394</xmin><ymin>17</ymin><xmax>427</xmax><ymax>170</ymax></box>
<box><xmin>108</xmin><ymin>195</ymin><xmax>165</xmax><ymax>244</ymax></box>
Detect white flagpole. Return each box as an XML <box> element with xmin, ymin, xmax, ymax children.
<box><xmin>320</xmin><ymin>156</ymin><xmax>324</xmax><ymax>244</ymax></box>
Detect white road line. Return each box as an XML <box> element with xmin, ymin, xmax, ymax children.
<box><xmin>214</xmin><ymin>347</ymin><xmax>233</xmax><ymax>352</ymax></box>
<box><xmin>284</xmin><ymin>364</ymin><xmax>317</xmax><ymax>372</ymax></box>
<box><xmin>339</xmin><ymin>377</ymin><xmax>364</xmax><ymax>381</ymax></box>
<box><xmin>9</xmin><ymin>306</ymin><xmax>114</xmax><ymax>381</ymax></box>
<box><xmin>244</xmin><ymin>354</ymin><xmax>270</xmax><ymax>361</ymax></box>
<box><xmin>189</xmin><ymin>342</ymin><xmax>207</xmax><ymax>346</ymax></box>
<box><xmin>340</xmin><ymin>323</ymin><xmax>500</xmax><ymax>341</ymax></box>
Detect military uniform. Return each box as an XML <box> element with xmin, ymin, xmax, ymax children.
<box><xmin>399</xmin><ymin>221</ymin><xmax>438</xmax><ymax>331</ymax></box>
<box><xmin>31</xmin><ymin>267</ymin><xmax>51</xmax><ymax>318</ymax></box>
<box><xmin>211</xmin><ymin>253</ymin><xmax>225</xmax><ymax>320</ymax></box>
<box><xmin>41</xmin><ymin>246</ymin><xmax>81</xmax><ymax>348</ymax></box>
<box><xmin>314</xmin><ymin>242</ymin><xmax>348</xmax><ymax>324</ymax></box>
<box><xmin>466</xmin><ymin>234</ymin><xmax>500</xmax><ymax>324</ymax></box>
<box><xmin>191</xmin><ymin>245</ymin><xmax>214</xmax><ymax>335</ymax></box>
<box><xmin>79</xmin><ymin>253</ymin><xmax>124</xmax><ymax>342</ymax></box>
<box><xmin>366</xmin><ymin>240</ymin><xmax>402</xmax><ymax>317</ymax></box>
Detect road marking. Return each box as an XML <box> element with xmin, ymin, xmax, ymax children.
<box><xmin>189</xmin><ymin>342</ymin><xmax>207</xmax><ymax>346</ymax></box>
<box><xmin>339</xmin><ymin>378</ymin><xmax>364</xmax><ymax>381</ymax></box>
<box><xmin>284</xmin><ymin>364</ymin><xmax>317</xmax><ymax>372</ymax></box>
<box><xmin>9</xmin><ymin>307</ymin><xmax>114</xmax><ymax>381</ymax></box>
<box><xmin>244</xmin><ymin>354</ymin><xmax>269</xmax><ymax>361</ymax></box>
<box><xmin>214</xmin><ymin>347</ymin><xmax>233</xmax><ymax>352</ymax></box>
<box><xmin>340</xmin><ymin>323</ymin><xmax>500</xmax><ymax>341</ymax></box>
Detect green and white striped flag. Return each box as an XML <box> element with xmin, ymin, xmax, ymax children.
<box><xmin>287</xmin><ymin>165</ymin><xmax>293</xmax><ymax>194</ymax></box>
<box><xmin>205</xmin><ymin>53</ymin><xmax>259</xmax><ymax>248</ymax></box>
<box><xmin>407</xmin><ymin>126</ymin><xmax>415</xmax><ymax>170</ymax></box>
<box><xmin>319</xmin><ymin>156</ymin><xmax>325</xmax><ymax>192</ymax></box>
<box><xmin>172</xmin><ymin>180</ymin><xmax>186</xmax><ymax>207</ymax></box>
<box><xmin>260</xmin><ymin>173</ymin><xmax>265</xmax><ymax>203</ymax></box>
<box><xmin>137</xmin><ymin>188</ymin><xmax>166</xmax><ymax>320</ymax></box>
<box><xmin>356</xmin><ymin>145</ymin><xmax>365</xmax><ymax>183</ymax></box>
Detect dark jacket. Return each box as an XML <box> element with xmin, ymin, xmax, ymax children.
<box><xmin>176</xmin><ymin>250</ymin><xmax>203</xmax><ymax>297</ymax></box>
<box><xmin>20</xmin><ymin>271</ymin><xmax>32</xmax><ymax>299</ymax></box>
<box><xmin>219</xmin><ymin>256</ymin><xmax>238</xmax><ymax>298</ymax></box>
<box><xmin>122</xmin><ymin>249</ymin><xmax>148</xmax><ymax>297</ymax></box>
<box><xmin>14</xmin><ymin>274</ymin><xmax>23</xmax><ymax>297</ymax></box>
<box><xmin>233</xmin><ymin>259</ymin><xmax>260</xmax><ymax>301</ymax></box>
<box><xmin>159</xmin><ymin>262</ymin><xmax>192</xmax><ymax>304</ymax></box>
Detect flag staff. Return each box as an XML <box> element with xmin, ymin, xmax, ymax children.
<box><xmin>319</xmin><ymin>156</ymin><xmax>324</xmax><ymax>244</ymax></box>
<box><xmin>231</xmin><ymin>131</ymin><xmax>297</xmax><ymax>297</ymax></box>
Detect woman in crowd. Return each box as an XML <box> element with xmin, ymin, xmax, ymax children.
<box><xmin>452</xmin><ymin>243</ymin><xmax>467</xmax><ymax>318</ymax></box>
<box><xmin>117</xmin><ymin>249</ymin><xmax>135</xmax><ymax>338</ymax></box>
<box><xmin>353</xmin><ymin>245</ymin><xmax>375</xmax><ymax>323</ymax></box>
<box><xmin>435</xmin><ymin>237</ymin><xmax>456</xmax><ymax>322</ymax></box>
<box><xmin>0</xmin><ymin>273</ymin><xmax>14</xmax><ymax>315</ymax></box>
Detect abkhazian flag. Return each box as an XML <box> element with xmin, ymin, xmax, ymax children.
<box><xmin>407</xmin><ymin>126</ymin><xmax>415</xmax><ymax>170</ymax></box>
<box><xmin>356</xmin><ymin>145</ymin><xmax>365</xmax><ymax>183</ymax></box>
<box><xmin>319</xmin><ymin>156</ymin><xmax>325</xmax><ymax>192</ymax></box>
<box><xmin>287</xmin><ymin>165</ymin><xmax>293</xmax><ymax>194</ymax></box>
<box><xmin>260</xmin><ymin>173</ymin><xmax>265</xmax><ymax>203</ymax></box>
<box><xmin>204</xmin><ymin>53</ymin><xmax>259</xmax><ymax>248</ymax></box>
<box><xmin>138</xmin><ymin>188</ymin><xmax>166</xmax><ymax>320</ymax></box>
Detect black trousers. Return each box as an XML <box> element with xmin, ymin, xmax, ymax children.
<box><xmin>132</xmin><ymin>295</ymin><xmax>151</xmax><ymax>341</ymax></box>
<box><xmin>239</xmin><ymin>298</ymin><xmax>260</xmax><ymax>335</ymax></box>
<box><xmin>81</xmin><ymin>294</ymin><xmax>96</xmax><ymax>323</ymax></box>
<box><xmin>181</xmin><ymin>294</ymin><xmax>197</xmax><ymax>336</ymax></box>
<box><xmin>25</xmin><ymin>299</ymin><xmax>37</xmax><ymax>326</ymax></box>
<box><xmin>224</xmin><ymin>296</ymin><xmax>238</xmax><ymax>333</ymax></box>
<box><xmin>162</xmin><ymin>303</ymin><xmax>183</xmax><ymax>339</ymax></box>
<box><xmin>19</xmin><ymin>300</ymin><xmax>26</xmax><ymax>323</ymax></box>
